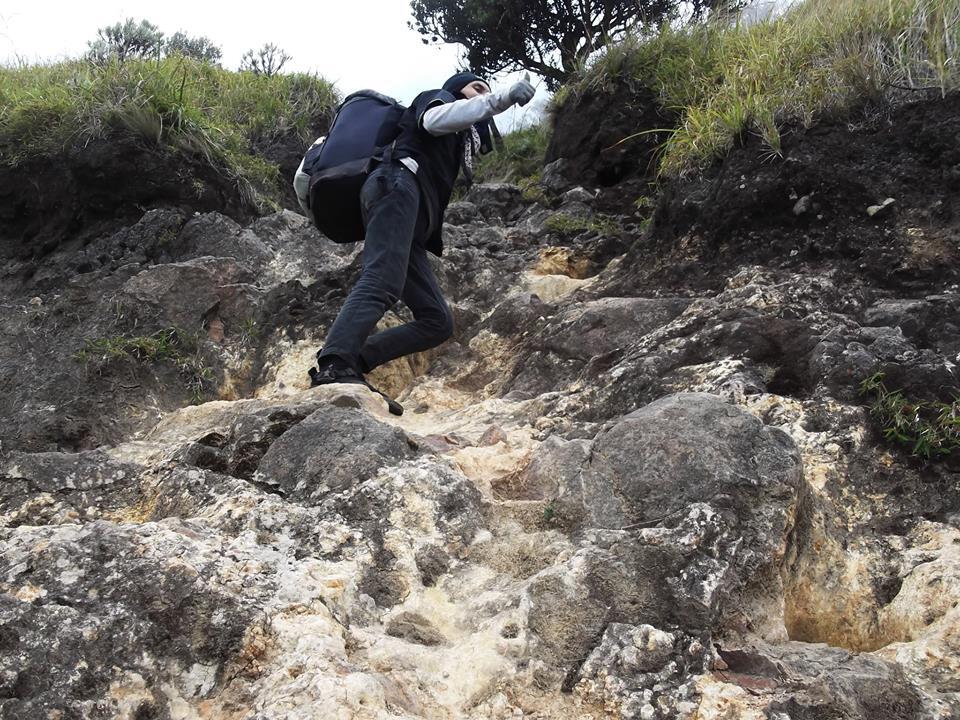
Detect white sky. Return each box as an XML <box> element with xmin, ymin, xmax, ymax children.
<box><xmin>0</xmin><ymin>0</ymin><xmax>547</xmax><ymax>130</ymax></box>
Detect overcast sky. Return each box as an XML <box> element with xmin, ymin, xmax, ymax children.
<box><xmin>0</xmin><ymin>0</ymin><xmax>547</xmax><ymax>130</ymax></box>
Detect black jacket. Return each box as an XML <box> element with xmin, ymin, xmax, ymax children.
<box><xmin>393</xmin><ymin>89</ymin><xmax>463</xmax><ymax>257</ymax></box>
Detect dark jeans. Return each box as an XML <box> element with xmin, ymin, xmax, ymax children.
<box><xmin>318</xmin><ymin>161</ymin><xmax>454</xmax><ymax>373</ymax></box>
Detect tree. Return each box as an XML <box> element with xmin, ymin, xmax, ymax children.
<box><xmin>87</xmin><ymin>18</ymin><xmax>165</xmax><ymax>64</ymax></box>
<box><xmin>410</xmin><ymin>0</ymin><xmax>741</xmax><ymax>89</ymax></box>
<box><xmin>240</xmin><ymin>43</ymin><xmax>291</xmax><ymax>76</ymax></box>
<box><xmin>166</xmin><ymin>32</ymin><xmax>222</xmax><ymax>63</ymax></box>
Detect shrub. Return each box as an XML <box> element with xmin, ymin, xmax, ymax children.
<box><xmin>87</xmin><ymin>19</ymin><xmax>165</xmax><ymax>64</ymax></box>
<box><xmin>86</xmin><ymin>19</ymin><xmax>222</xmax><ymax>66</ymax></box>
<box><xmin>165</xmin><ymin>32</ymin><xmax>222</xmax><ymax>64</ymax></box>
<box><xmin>240</xmin><ymin>43</ymin><xmax>291</xmax><ymax>77</ymax></box>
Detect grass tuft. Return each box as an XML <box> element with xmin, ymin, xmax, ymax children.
<box><xmin>544</xmin><ymin>213</ymin><xmax>621</xmax><ymax>236</ymax></box>
<box><xmin>860</xmin><ymin>371</ymin><xmax>960</xmax><ymax>460</ymax></box>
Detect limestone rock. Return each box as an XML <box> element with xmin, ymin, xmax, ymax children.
<box><xmin>0</xmin><ymin>519</ymin><xmax>261</xmax><ymax>720</ymax></box>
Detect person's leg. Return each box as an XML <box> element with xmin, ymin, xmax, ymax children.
<box><xmin>317</xmin><ymin>162</ymin><xmax>420</xmax><ymax>371</ymax></box>
<box><xmin>356</xmin><ymin>227</ymin><xmax>454</xmax><ymax>372</ymax></box>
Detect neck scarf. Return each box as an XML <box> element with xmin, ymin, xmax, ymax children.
<box><xmin>462</xmin><ymin>125</ymin><xmax>482</xmax><ymax>184</ymax></box>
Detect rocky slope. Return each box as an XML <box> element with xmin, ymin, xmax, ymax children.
<box><xmin>1</xmin><ymin>95</ymin><xmax>958</xmax><ymax>720</ymax></box>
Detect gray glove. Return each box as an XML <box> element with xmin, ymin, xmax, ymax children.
<box><xmin>508</xmin><ymin>74</ymin><xmax>536</xmax><ymax>106</ymax></box>
<box><xmin>491</xmin><ymin>73</ymin><xmax>536</xmax><ymax>112</ymax></box>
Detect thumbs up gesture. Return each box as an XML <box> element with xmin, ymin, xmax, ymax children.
<box><xmin>508</xmin><ymin>72</ymin><xmax>535</xmax><ymax>107</ymax></box>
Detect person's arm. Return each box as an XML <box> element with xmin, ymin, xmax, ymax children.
<box><xmin>422</xmin><ymin>78</ymin><xmax>535</xmax><ymax>136</ymax></box>
<box><xmin>422</xmin><ymin>94</ymin><xmax>507</xmax><ymax>135</ymax></box>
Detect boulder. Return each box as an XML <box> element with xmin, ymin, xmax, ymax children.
<box><xmin>253</xmin><ymin>405</ymin><xmax>417</xmax><ymax>504</ymax></box>
<box><xmin>579</xmin><ymin>393</ymin><xmax>800</xmax><ymax>533</ymax></box>
<box><xmin>576</xmin><ymin>394</ymin><xmax>802</xmax><ymax>629</ymax></box>
<box><xmin>172</xmin><ymin>213</ymin><xmax>274</xmax><ymax>270</ymax></box>
<box><xmin>118</xmin><ymin>256</ymin><xmax>259</xmax><ymax>334</ymax></box>
<box><xmin>443</xmin><ymin>201</ymin><xmax>480</xmax><ymax>225</ymax></box>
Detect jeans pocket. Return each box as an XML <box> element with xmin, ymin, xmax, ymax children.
<box><xmin>362</xmin><ymin>164</ymin><xmax>407</xmax><ymax>211</ymax></box>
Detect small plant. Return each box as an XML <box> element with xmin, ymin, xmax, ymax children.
<box><xmin>75</xmin><ymin>328</ymin><xmax>179</xmax><ymax>363</ymax></box>
<box><xmin>543</xmin><ymin>502</ymin><xmax>556</xmax><ymax>522</ymax></box>
<box><xmin>237</xmin><ymin>317</ymin><xmax>260</xmax><ymax>344</ymax></box>
<box><xmin>518</xmin><ymin>173</ymin><xmax>548</xmax><ymax>204</ymax></box>
<box><xmin>634</xmin><ymin>195</ymin><xmax>656</xmax><ymax>212</ymax></box>
<box><xmin>634</xmin><ymin>194</ymin><xmax>657</xmax><ymax>231</ymax></box>
<box><xmin>859</xmin><ymin>371</ymin><xmax>960</xmax><ymax>460</ymax></box>
<box><xmin>240</xmin><ymin>43</ymin><xmax>291</xmax><ymax>77</ymax></box>
<box><xmin>182</xmin><ymin>364</ymin><xmax>216</xmax><ymax>405</ymax></box>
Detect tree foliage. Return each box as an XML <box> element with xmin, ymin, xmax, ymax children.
<box><xmin>409</xmin><ymin>0</ymin><xmax>743</xmax><ymax>89</ymax></box>
<box><xmin>240</xmin><ymin>43</ymin><xmax>292</xmax><ymax>77</ymax></box>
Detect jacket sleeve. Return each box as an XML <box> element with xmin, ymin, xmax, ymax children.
<box><xmin>421</xmin><ymin>92</ymin><xmax>512</xmax><ymax>136</ymax></box>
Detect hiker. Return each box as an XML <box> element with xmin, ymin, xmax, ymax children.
<box><xmin>308</xmin><ymin>72</ymin><xmax>535</xmax><ymax>397</ymax></box>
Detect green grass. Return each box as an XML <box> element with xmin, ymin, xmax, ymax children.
<box><xmin>860</xmin><ymin>371</ymin><xmax>960</xmax><ymax>460</ymax></box>
<box><xmin>472</xmin><ymin>121</ymin><xmax>551</xmax><ymax>185</ymax></box>
<box><xmin>76</xmin><ymin>328</ymin><xmax>180</xmax><ymax>363</ymax></box>
<box><xmin>560</xmin><ymin>0</ymin><xmax>960</xmax><ymax>176</ymax></box>
<box><xmin>0</xmin><ymin>56</ymin><xmax>338</xmax><ymax>206</ymax></box>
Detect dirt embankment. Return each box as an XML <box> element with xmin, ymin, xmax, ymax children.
<box><xmin>550</xmin><ymin>88</ymin><xmax>960</xmax><ymax>296</ymax></box>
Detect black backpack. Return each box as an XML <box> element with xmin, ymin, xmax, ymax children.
<box><xmin>293</xmin><ymin>90</ymin><xmax>406</xmax><ymax>243</ymax></box>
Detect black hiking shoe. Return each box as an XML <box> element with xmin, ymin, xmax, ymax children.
<box><xmin>308</xmin><ymin>356</ymin><xmax>404</xmax><ymax>416</ymax></box>
<box><xmin>308</xmin><ymin>355</ymin><xmax>366</xmax><ymax>386</ymax></box>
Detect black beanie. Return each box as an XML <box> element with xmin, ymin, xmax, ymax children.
<box><xmin>442</xmin><ymin>72</ymin><xmax>487</xmax><ymax>97</ymax></box>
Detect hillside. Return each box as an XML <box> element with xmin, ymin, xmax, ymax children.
<box><xmin>1</xmin><ymin>7</ymin><xmax>959</xmax><ymax>720</ymax></box>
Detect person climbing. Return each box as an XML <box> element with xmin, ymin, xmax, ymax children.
<box><xmin>308</xmin><ymin>71</ymin><xmax>536</xmax><ymax>411</ymax></box>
